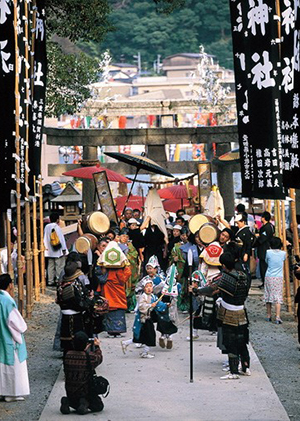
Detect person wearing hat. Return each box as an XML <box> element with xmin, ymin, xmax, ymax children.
<box><xmin>121</xmin><ymin>278</ymin><xmax>168</xmax><ymax>358</ymax></box>
<box><xmin>119</xmin><ymin>208</ymin><xmax>133</xmax><ymax>230</ymax></box>
<box><xmin>60</xmin><ymin>331</ymin><xmax>104</xmax><ymax>415</ymax></box>
<box><xmin>135</xmin><ymin>255</ymin><xmax>165</xmax><ymax>297</ymax></box>
<box><xmin>97</xmin><ymin>241</ymin><xmax>131</xmax><ymax>337</ymax></box>
<box><xmin>57</xmin><ymin>260</ymin><xmax>94</xmax><ymax>352</ymax></box>
<box><xmin>53</xmin><ymin>252</ymin><xmax>91</xmax><ymax>352</ymax></box>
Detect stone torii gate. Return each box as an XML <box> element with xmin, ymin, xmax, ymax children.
<box><xmin>45</xmin><ymin>125</ymin><xmax>240</xmax><ymax>219</ymax></box>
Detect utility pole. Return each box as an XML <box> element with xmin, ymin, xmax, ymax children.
<box><xmin>153</xmin><ymin>55</ymin><xmax>162</xmax><ymax>74</ymax></box>
<box><xmin>157</xmin><ymin>54</ymin><xmax>161</xmax><ymax>74</ymax></box>
<box><xmin>133</xmin><ymin>52</ymin><xmax>141</xmax><ymax>75</ymax></box>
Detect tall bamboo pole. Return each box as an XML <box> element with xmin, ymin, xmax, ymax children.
<box><xmin>13</xmin><ymin>0</ymin><xmax>24</xmax><ymax>315</ymax></box>
<box><xmin>290</xmin><ymin>189</ymin><xmax>299</xmax><ymax>279</ymax></box>
<box><xmin>6</xmin><ymin>213</ymin><xmax>14</xmax><ymax>281</ymax></box>
<box><xmin>281</xmin><ymin>201</ymin><xmax>292</xmax><ymax>312</ymax></box>
<box><xmin>24</xmin><ymin>0</ymin><xmax>33</xmax><ymax>318</ymax></box>
<box><xmin>289</xmin><ymin>188</ymin><xmax>299</xmax><ymax>319</ymax></box>
<box><xmin>32</xmin><ymin>176</ymin><xmax>40</xmax><ymax>301</ymax></box>
<box><xmin>266</xmin><ymin>200</ymin><xmax>272</xmax><ymax>213</ymax></box>
<box><xmin>39</xmin><ymin>177</ymin><xmax>46</xmax><ymax>293</ymax></box>
<box><xmin>274</xmin><ymin>200</ymin><xmax>281</xmax><ymax>237</ymax></box>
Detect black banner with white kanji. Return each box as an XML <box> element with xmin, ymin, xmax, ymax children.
<box><xmin>29</xmin><ymin>0</ymin><xmax>46</xmax><ymax>189</ymax></box>
<box><xmin>0</xmin><ymin>0</ymin><xmax>16</xmax><ymax>212</ymax></box>
<box><xmin>230</xmin><ymin>0</ymin><xmax>285</xmax><ymax>199</ymax></box>
<box><xmin>17</xmin><ymin>0</ymin><xmax>27</xmax><ymax>198</ymax></box>
<box><xmin>281</xmin><ymin>0</ymin><xmax>300</xmax><ymax>187</ymax></box>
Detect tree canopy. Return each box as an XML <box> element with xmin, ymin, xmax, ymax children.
<box><xmin>80</xmin><ymin>0</ymin><xmax>233</xmax><ymax>70</ymax></box>
<box><xmin>45</xmin><ymin>42</ymin><xmax>99</xmax><ymax>117</ymax></box>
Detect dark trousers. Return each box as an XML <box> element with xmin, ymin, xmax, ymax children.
<box><xmin>259</xmin><ymin>258</ymin><xmax>268</xmax><ymax>285</ymax></box>
<box><xmin>69</xmin><ymin>394</ymin><xmax>104</xmax><ymax>413</ymax></box>
<box><xmin>222</xmin><ymin>325</ymin><xmax>250</xmax><ymax>374</ymax></box>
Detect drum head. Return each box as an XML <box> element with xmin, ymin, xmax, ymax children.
<box><xmin>199</xmin><ymin>223</ymin><xmax>219</xmax><ymax>244</ymax></box>
<box><xmin>75</xmin><ymin>236</ymin><xmax>90</xmax><ymax>253</ymax></box>
<box><xmin>188</xmin><ymin>214</ymin><xmax>209</xmax><ymax>234</ymax></box>
<box><xmin>87</xmin><ymin>211</ymin><xmax>110</xmax><ymax>235</ymax></box>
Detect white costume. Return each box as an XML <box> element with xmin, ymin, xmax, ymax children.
<box><xmin>0</xmin><ymin>291</ymin><xmax>30</xmax><ymax>397</ymax></box>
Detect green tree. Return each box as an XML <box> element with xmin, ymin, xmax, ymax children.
<box><xmin>45</xmin><ymin>0</ymin><xmax>113</xmax><ymax>43</ymax></box>
<box><xmin>81</xmin><ymin>0</ymin><xmax>233</xmax><ymax>70</ymax></box>
<box><xmin>44</xmin><ymin>0</ymin><xmax>183</xmax><ymax>116</ymax></box>
<box><xmin>45</xmin><ymin>42</ymin><xmax>99</xmax><ymax>117</ymax></box>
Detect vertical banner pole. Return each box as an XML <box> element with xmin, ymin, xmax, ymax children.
<box><xmin>32</xmin><ymin>176</ymin><xmax>40</xmax><ymax>301</ymax></box>
<box><xmin>24</xmin><ymin>0</ymin><xmax>33</xmax><ymax>318</ymax></box>
<box><xmin>281</xmin><ymin>200</ymin><xmax>292</xmax><ymax>312</ymax></box>
<box><xmin>290</xmin><ymin>189</ymin><xmax>299</xmax><ymax>318</ymax></box>
<box><xmin>13</xmin><ymin>0</ymin><xmax>24</xmax><ymax>315</ymax></box>
<box><xmin>275</xmin><ymin>200</ymin><xmax>281</xmax><ymax>238</ymax></box>
<box><xmin>39</xmin><ymin>177</ymin><xmax>46</xmax><ymax>294</ymax></box>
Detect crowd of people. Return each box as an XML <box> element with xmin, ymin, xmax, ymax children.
<box><xmin>1</xmin><ymin>201</ymin><xmax>299</xmax><ymax>415</ymax></box>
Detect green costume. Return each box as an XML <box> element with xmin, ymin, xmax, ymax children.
<box><xmin>126</xmin><ymin>242</ymin><xmax>140</xmax><ymax>311</ymax></box>
<box><xmin>169</xmin><ymin>242</ymin><xmax>189</xmax><ymax>311</ymax></box>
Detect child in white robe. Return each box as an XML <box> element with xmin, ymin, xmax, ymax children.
<box><xmin>121</xmin><ymin>278</ymin><xmax>168</xmax><ymax>358</ymax></box>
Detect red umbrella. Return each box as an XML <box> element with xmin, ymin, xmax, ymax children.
<box><xmin>63</xmin><ymin>164</ymin><xmax>131</xmax><ymax>183</ymax></box>
<box><xmin>158</xmin><ymin>184</ymin><xmax>198</xmax><ymax>199</ymax></box>
<box><xmin>115</xmin><ymin>195</ymin><xmax>145</xmax><ymax>211</ymax></box>
<box><xmin>163</xmin><ymin>199</ymin><xmax>190</xmax><ymax>213</ymax></box>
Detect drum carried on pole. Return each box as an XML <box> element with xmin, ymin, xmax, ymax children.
<box><xmin>199</xmin><ymin>222</ymin><xmax>220</xmax><ymax>245</ymax></box>
<box><xmin>81</xmin><ymin>211</ymin><xmax>110</xmax><ymax>236</ymax></box>
<box><xmin>75</xmin><ymin>233</ymin><xmax>98</xmax><ymax>254</ymax></box>
<box><xmin>188</xmin><ymin>214</ymin><xmax>215</xmax><ymax>234</ymax></box>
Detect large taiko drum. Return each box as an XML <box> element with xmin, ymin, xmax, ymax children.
<box><xmin>199</xmin><ymin>222</ymin><xmax>220</xmax><ymax>245</ymax></box>
<box><xmin>81</xmin><ymin>211</ymin><xmax>110</xmax><ymax>236</ymax></box>
<box><xmin>188</xmin><ymin>214</ymin><xmax>215</xmax><ymax>234</ymax></box>
<box><xmin>75</xmin><ymin>233</ymin><xmax>98</xmax><ymax>254</ymax></box>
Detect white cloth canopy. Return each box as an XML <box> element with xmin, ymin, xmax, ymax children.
<box><xmin>143</xmin><ymin>189</ymin><xmax>168</xmax><ymax>244</ymax></box>
<box><xmin>204</xmin><ymin>187</ymin><xmax>225</xmax><ymax>220</ymax></box>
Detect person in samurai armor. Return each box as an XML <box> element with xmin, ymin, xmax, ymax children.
<box><xmin>190</xmin><ymin>252</ymin><xmax>251</xmax><ymax>379</ymax></box>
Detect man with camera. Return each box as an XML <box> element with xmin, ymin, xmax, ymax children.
<box><xmin>60</xmin><ymin>332</ymin><xmax>104</xmax><ymax>415</ymax></box>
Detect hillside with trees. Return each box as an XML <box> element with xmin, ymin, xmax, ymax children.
<box><xmin>80</xmin><ymin>0</ymin><xmax>233</xmax><ymax>70</ymax></box>
<box><xmin>45</xmin><ymin>0</ymin><xmax>233</xmax><ymax>116</ymax></box>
